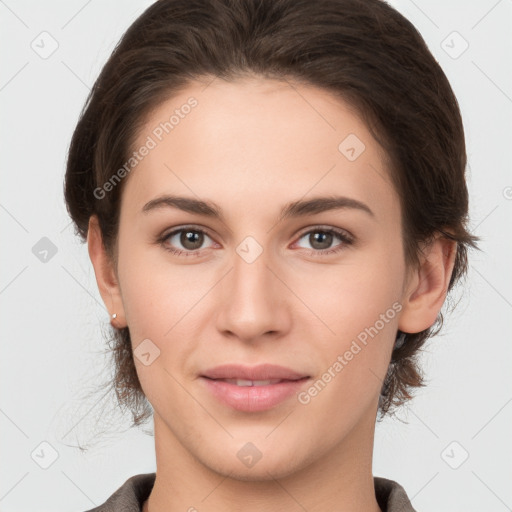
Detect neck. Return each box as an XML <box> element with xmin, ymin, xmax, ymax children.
<box><xmin>144</xmin><ymin>405</ymin><xmax>382</xmax><ymax>512</ymax></box>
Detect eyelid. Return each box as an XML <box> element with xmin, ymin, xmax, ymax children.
<box><xmin>158</xmin><ymin>224</ymin><xmax>218</xmax><ymax>248</ymax></box>
<box><xmin>291</xmin><ymin>225</ymin><xmax>354</xmax><ymax>256</ymax></box>
<box><xmin>294</xmin><ymin>224</ymin><xmax>354</xmax><ymax>241</ymax></box>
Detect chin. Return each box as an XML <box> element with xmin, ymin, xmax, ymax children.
<box><xmin>209</xmin><ymin>456</ymin><xmax>303</xmax><ymax>482</ymax></box>
<box><xmin>196</xmin><ymin>437</ymin><xmax>312</xmax><ymax>482</ymax></box>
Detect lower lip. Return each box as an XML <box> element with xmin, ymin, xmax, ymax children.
<box><xmin>201</xmin><ymin>377</ymin><xmax>309</xmax><ymax>412</ymax></box>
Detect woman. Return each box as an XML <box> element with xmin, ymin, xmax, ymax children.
<box><xmin>64</xmin><ymin>0</ymin><xmax>478</xmax><ymax>510</ymax></box>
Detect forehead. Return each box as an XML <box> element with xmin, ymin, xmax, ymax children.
<box><xmin>122</xmin><ymin>77</ymin><xmax>397</xmax><ymax>225</ymax></box>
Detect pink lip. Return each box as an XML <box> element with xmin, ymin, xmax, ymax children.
<box><xmin>200</xmin><ymin>364</ymin><xmax>310</xmax><ymax>412</ymax></box>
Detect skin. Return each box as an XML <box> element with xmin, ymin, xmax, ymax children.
<box><xmin>88</xmin><ymin>76</ymin><xmax>456</xmax><ymax>512</ymax></box>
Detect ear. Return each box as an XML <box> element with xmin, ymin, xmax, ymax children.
<box><xmin>87</xmin><ymin>215</ymin><xmax>127</xmax><ymax>328</ymax></box>
<box><xmin>398</xmin><ymin>234</ymin><xmax>457</xmax><ymax>334</ymax></box>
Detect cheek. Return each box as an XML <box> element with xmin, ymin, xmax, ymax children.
<box><xmin>116</xmin><ymin>238</ymin><xmax>194</xmax><ymax>334</ymax></box>
<box><xmin>117</xmin><ymin>250</ymin><xmax>203</xmax><ymax>404</ymax></box>
<box><xmin>292</xmin><ymin>246</ymin><xmax>405</xmax><ymax>395</ymax></box>
<box><xmin>296</xmin><ymin>259</ymin><xmax>403</xmax><ymax>419</ymax></box>
<box><xmin>299</xmin><ymin>251</ymin><xmax>403</xmax><ymax>334</ymax></box>
<box><xmin>116</xmin><ymin>241</ymin><xmax>216</xmax><ymax>373</ymax></box>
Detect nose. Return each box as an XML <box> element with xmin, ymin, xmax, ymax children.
<box><xmin>215</xmin><ymin>243</ymin><xmax>292</xmax><ymax>343</ymax></box>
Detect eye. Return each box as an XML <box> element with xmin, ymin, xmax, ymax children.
<box><xmin>158</xmin><ymin>226</ymin><xmax>216</xmax><ymax>257</ymax></box>
<box><xmin>157</xmin><ymin>225</ymin><xmax>354</xmax><ymax>258</ymax></box>
<box><xmin>293</xmin><ymin>226</ymin><xmax>354</xmax><ymax>256</ymax></box>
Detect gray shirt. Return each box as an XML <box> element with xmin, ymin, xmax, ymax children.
<box><xmin>83</xmin><ymin>473</ymin><xmax>417</xmax><ymax>511</ymax></box>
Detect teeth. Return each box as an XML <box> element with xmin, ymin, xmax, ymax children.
<box><xmin>222</xmin><ymin>379</ymin><xmax>282</xmax><ymax>386</ymax></box>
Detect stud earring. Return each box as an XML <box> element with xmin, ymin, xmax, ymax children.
<box><xmin>111</xmin><ymin>313</ymin><xmax>117</xmax><ymax>320</ymax></box>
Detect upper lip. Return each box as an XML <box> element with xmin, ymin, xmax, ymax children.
<box><xmin>201</xmin><ymin>364</ymin><xmax>309</xmax><ymax>381</ymax></box>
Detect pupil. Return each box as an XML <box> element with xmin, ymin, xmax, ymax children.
<box><xmin>182</xmin><ymin>231</ymin><xmax>203</xmax><ymax>250</ymax></box>
<box><xmin>312</xmin><ymin>231</ymin><xmax>332</xmax><ymax>250</ymax></box>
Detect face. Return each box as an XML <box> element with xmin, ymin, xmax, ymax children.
<box><xmin>106</xmin><ymin>77</ymin><xmax>412</xmax><ymax>479</ymax></box>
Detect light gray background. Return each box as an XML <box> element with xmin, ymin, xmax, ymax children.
<box><xmin>1</xmin><ymin>1</ymin><xmax>511</xmax><ymax>510</ymax></box>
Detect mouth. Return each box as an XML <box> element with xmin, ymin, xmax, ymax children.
<box><xmin>200</xmin><ymin>364</ymin><xmax>310</xmax><ymax>412</ymax></box>
<box><xmin>208</xmin><ymin>378</ymin><xmax>294</xmax><ymax>386</ymax></box>
<box><xmin>201</xmin><ymin>363</ymin><xmax>309</xmax><ymax>381</ymax></box>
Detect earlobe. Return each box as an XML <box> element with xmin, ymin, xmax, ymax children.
<box><xmin>398</xmin><ymin>235</ymin><xmax>457</xmax><ymax>334</ymax></box>
<box><xmin>87</xmin><ymin>215</ymin><xmax>127</xmax><ymax>328</ymax></box>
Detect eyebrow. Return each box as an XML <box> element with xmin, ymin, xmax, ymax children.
<box><xmin>141</xmin><ymin>194</ymin><xmax>375</xmax><ymax>222</ymax></box>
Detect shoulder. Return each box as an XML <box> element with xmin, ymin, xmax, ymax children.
<box><xmin>82</xmin><ymin>473</ymin><xmax>156</xmax><ymax>512</ymax></box>
<box><xmin>374</xmin><ymin>476</ymin><xmax>418</xmax><ymax>512</ymax></box>
<box><xmin>80</xmin><ymin>472</ymin><xmax>414</xmax><ymax>511</ymax></box>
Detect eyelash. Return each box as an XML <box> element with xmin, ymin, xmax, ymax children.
<box><xmin>157</xmin><ymin>225</ymin><xmax>354</xmax><ymax>258</ymax></box>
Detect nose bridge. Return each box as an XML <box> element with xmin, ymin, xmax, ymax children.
<box><xmin>215</xmin><ymin>234</ymin><xmax>290</xmax><ymax>340</ymax></box>
<box><xmin>233</xmin><ymin>236</ymin><xmax>271</xmax><ymax>300</ymax></box>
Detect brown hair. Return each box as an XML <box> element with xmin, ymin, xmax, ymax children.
<box><xmin>64</xmin><ymin>0</ymin><xmax>479</xmax><ymax>427</ymax></box>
